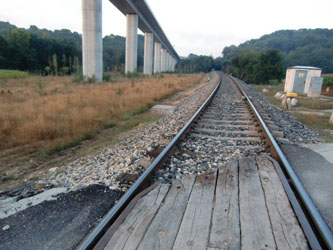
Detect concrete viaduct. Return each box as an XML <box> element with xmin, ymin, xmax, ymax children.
<box><xmin>82</xmin><ymin>0</ymin><xmax>180</xmax><ymax>81</ymax></box>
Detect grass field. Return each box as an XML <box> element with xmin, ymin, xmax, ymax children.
<box><xmin>0</xmin><ymin>73</ymin><xmax>204</xmax><ymax>155</ymax></box>
<box><xmin>0</xmin><ymin>69</ymin><xmax>29</xmax><ymax>80</ymax></box>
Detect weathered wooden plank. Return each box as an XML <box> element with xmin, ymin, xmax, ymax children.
<box><xmin>104</xmin><ymin>184</ymin><xmax>170</xmax><ymax>250</ymax></box>
<box><xmin>94</xmin><ymin>183</ymin><xmax>160</xmax><ymax>250</ymax></box>
<box><xmin>208</xmin><ymin>160</ymin><xmax>240</xmax><ymax>250</ymax></box>
<box><xmin>137</xmin><ymin>175</ymin><xmax>196</xmax><ymax>250</ymax></box>
<box><xmin>172</xmin><ymin>171</ymin><xmax>217</xmax><ymax>250</ymax></box>
<box><xmin>239</xmin><ymin>157</ymin><xmax>276</xmax><ymax>250</ymax></box>
<box><xmin>256</xmin><ymin>156</ymin><xmax>309</xmax><ymax>249</ymax></box>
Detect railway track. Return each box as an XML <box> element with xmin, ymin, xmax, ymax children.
<box><xmin>77</xmin><ymin>72</ymin><xmax>332</xmax><ymax>250</ymax></box>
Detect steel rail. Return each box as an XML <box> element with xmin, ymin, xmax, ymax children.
<box><xmin>230</xmin><ymin>76</ymin><xmax>333</xmax><ymax>250</ymax></box>
<box><xmin>76</xmin><ymin>74</ymin><xmax>222</xmax><ymax>250</ymax></box>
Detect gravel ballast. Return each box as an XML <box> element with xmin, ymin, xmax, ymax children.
<box><xmin>235</xmin><ymin>78</ymin><xmax>321</xmax><ymax>144</ymax></box>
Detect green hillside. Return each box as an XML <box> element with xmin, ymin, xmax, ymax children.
<box><xmin>222</xmin><ymin>29</ymin><xmax>333</xmax><ymax>73</ymax></box>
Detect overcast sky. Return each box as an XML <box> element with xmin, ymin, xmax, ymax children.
<box><xmin>0</xmin><ymin>0</ymin><xmax>332</xmax><ymax>57</ymax></box>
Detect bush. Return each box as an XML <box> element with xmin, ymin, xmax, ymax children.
<box><xmin>323</xmin><ymin>75</ymin><xmax>333</xmax><ymax>87</ymax></box>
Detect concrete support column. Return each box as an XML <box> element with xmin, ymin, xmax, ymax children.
<box><xmin>154</xmin><ymin>42</ymin><xmax>161</xmax><ymax>74</ymax></box>
<box><xmin>143</xmin><ymin>33</ymin><xmax>153</xmax><ymax>75</ymax></box>
<box><xmin>166</xmin><ymin>53</ymin><xmax>170</xmax><ymax>72</ymax></box>
<box><xmin>125</xmin><ymin>14</ymin><xmax>138</xmax><ymax>73</ymax></box>
<box><xmin>82</xmin><ymin>0</ymin><xmax>103</xmax><ymax>81</ymax></box>
<box><xmin>161</xmin><ymin>48</ymin><xmax>167</xmax><ymax>72</ymax></box>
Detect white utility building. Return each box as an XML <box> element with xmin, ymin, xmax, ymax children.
<box><xmin>284</xmin><ymin>66</ymin><xmax>322</xmax><ymax>96</ymax></box>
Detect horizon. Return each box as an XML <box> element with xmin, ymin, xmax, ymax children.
<box><xmin>2</xmin><ymin>20</ymin><xmax>331</xmax><ymax>59</ymax></box>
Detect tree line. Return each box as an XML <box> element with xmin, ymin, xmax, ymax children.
<box><xmin>0</xmin><ymin>22</ymin><xmax>145</xmax><ymax>75</ymax></box>
<box><xmin>0</xmin><ymin>28</ymin><xmax>81</xmax><ymax>75</ymax></box>
<box><xmin>0</xmin><ymin>22</ymin><xmax>332</xmax><ymax>82</ymax></box>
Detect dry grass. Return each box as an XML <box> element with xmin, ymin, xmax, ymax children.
<box><xmin>297</xmin><ymin>98</ymin><xmax>333</xmax><ymax>110</ymax></box>
<box><xmin>0</xmin><ymin>73</ymin><xmax>203</xmax><ymax>154</ymax></box>
<box><xmin>292</xmin><ymin>113</ymin><xmax>333</xmax><ymax>142</ymax></box>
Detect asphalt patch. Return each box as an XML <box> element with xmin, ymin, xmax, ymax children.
<box><xmin>281</xmin><ymin>144</ymin><xmax>333</xmax><ymax>232</ymax></box>
<box><xmin>0</xmin><ymin>185</ymin><xmax>123</xmax><ymax>250</ymax></box>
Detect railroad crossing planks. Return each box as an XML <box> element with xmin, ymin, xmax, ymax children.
<box><xmin>208</xmin><ymin>160</ymin><xmax>240</xmax><ymax>249</ymax></box>
<box><xmin>239</xmin><ymin>157</ymin><xmax>276</xmax><ymax>249</ymax></box>
<box><xmin>137</xmin><ymin>176</ymin><xmax>196</xmax><ymax>250</ymax></box>
<box><xmin>256</xmin><ymin>156</ymin><xmax>309</xmax><ymax>249</ymax></box>
<box><xmin>101</xmin><ymin>157</ymin><xmax>309</xmax><ymax>250</ymax></box>
<box><xmin>172</xmin><ymin>171</ymin><xmax>216</xmax><ymax>250</ymax></box>
<box><xmin>104</xmin><ymin>184</ymin><xmax>170</xmax><ymax>250</ymax></box>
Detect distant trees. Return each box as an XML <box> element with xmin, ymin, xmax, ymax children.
<box><xmin>176</xmin><ymin>54</ymin><xmax>216</xmax><ymax>73</ymax></box>
<box><xmin>217</xmin><ymin>49</ymin><xmax>284</xmax><ymax>84</ymax></box>
<box><xmin>0</xmin><ymin>28</ymin><xmax>80</xmax><ymax>74</ymax></box>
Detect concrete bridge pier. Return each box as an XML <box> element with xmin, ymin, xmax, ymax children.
<box><xmin>166</xmin><ymin>52</ymin><xmax>170</xmax><ymax>72</ymax></box>
<box><xmin>154</xmin><ymin>42</ymin><xmax>161</xmax><ymax>74</ymax></box>
<box><xmin>144</xmin><ymin>32</ymin><xmax>153</xmax><ymax>75</ymax></box>
<box><xmin>125</xmin><ymin>14</ymin><xmax>138</xmax><ymax>73</ymax></box>
<box><xmin>82</xmin><ymin>0</ymin><xmax>103</xmax><ymax>81</ymax></box>
<box><xmin>172</xmin><ymin>58</ymin><xmax>176</xmax><ymax>71</ymax></box>
<box><xmin>161</xmin><ymin>48</ymin><xmax>167</xmax><ymax>72</ymax></box>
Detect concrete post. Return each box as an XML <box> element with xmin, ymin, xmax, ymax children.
<box><xmin>161</xmin><ymin>48</ymin><xmax>167</xmax><ymax>72</ymax></box>
<box><xmin>125</xmin><ymin>14</ymin><xmax>138</xmax><ymax>73</ymax></box>
<box><xmin>143</xmin><ymin>33</ymin><xmax>153</xmax><ymax>75</ymax></box>
<box><xmin>82</xmin><ymin>0</ymin><xmax>103</xmax><ymax>81</ymax></box>
<box><xmin>154</xmin><ymin>42</ymin><xmax>161</xmax><ymax>74</ymax></box>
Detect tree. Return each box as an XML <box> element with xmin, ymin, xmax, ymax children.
<box><xmin>255</xmin><ymin>49</ymin><xmax>283</xmax><ymax>84</ymax></box>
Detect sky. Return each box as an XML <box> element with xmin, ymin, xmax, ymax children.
<box><xmin>0</xmin><ymin>0</ymin><xmax>332</xmax><ymax>58</ymax></box>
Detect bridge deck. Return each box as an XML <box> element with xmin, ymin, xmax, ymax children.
<box><xmin>97</xmin><ymin>156</ymin><xmax>309</xmax><ymax>250</ymax></box>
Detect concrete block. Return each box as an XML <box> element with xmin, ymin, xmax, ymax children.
<box><xmin>151</xmin><ymin>105</ymin><xmax>178</xmax><ymax>115</ymax></box>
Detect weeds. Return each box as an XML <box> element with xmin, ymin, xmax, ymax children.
<box><xmin>121</xmin><ymin>112</ymin><xmax>133</xmax><ymax>121</ymax></box>
<box><xmin>35</xmin><ymin>77</ymin><xmax>46</xmax><ymax>90</ymax></box>
<box><xmin>103</xmin><ymin>73</ymin><xmax>112</xmax><ymax>82</ymax></box>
